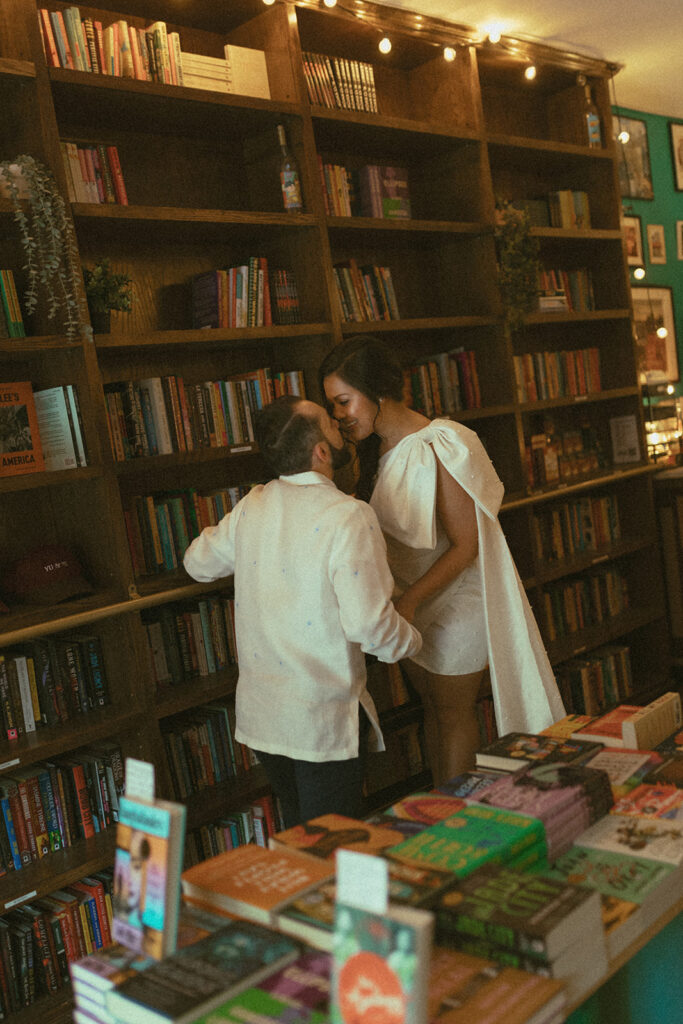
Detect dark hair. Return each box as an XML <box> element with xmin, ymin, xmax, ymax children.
<box><xmin>254</xmin><ymin>395</ymin><xmax>325</xmax><ymax>476</ymax></box>
<box><xmin>319</xmin><ymin>336</ymin><xmax>404</xmax><ymax>501</ymax></box>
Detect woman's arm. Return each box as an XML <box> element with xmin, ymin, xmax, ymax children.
<box><xmin>395</xmin><ymin>452</ymin><xmax>479</xmax><ymax>623</ymax></box>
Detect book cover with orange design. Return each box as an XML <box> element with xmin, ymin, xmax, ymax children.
<box><xmin>268</xmin><ymin>813</ymin><xmax>404</xmax><ymax>862</ymax></box>
<box><xmin>0</xmin><ymin>381</ymin><xmax>45</xmax><ymax>477</ymax></box>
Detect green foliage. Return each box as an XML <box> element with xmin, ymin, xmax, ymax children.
<box><xmin>0</xmin><ymin>155</ymin><xmax>83</xmax><ymax>339</ymax></box>
<box><xmin>495</xmin><ymin>199</ymin><xmax>542</xmax><ymax>334</ymax></box>
<box><xmin>83</xmin><ymin>258</ymin><xmax>132</xmax><ymax>313</ymax></box>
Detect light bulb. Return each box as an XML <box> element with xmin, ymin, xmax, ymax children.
<box><xmin>667</xmin><ymin>384</ymin><xmax>675</xmax><ymax>395</ymax></box>
<box><xmin>378</xmin><ymin>36</ymin><xmax>392</xmax><ymax>54</ymax></box>
<box><xmin>618</xmin><ymin>129</ymin><xmax>630</xmax><ymax>144</ymax></box>
<box><xmin>657</xmin><ymin>326</ymin><xmax>668</xmax><ymax>339</ymax></box>
<box><xmin>262</xmin><ymin>0</ymin><xmax>276</xmax><ymax>5</ymax></box>
<box><xmin>633</xmin><ymin>266</ymin><xmax>646</xmax><ymax>280</ymax></box>
<box><xmin>443</xmin><ymin>46</ymin><xmax>456</xmax><ymax>62</ymax></box>
<box><xmin>487</xmin><ymin>27</ymin><xmax>502</xmax><ymax>44</ymax></box>
<box><xmin>323</xmin><ymin>0</ymin><xmax>337</xmax><ymax>7</ymax></box>
<box><xmin>525</xmin><ymin>65</ymin><xmax>537</xmax><ymax>81</ymax></box>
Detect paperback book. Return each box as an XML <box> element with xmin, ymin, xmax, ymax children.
<box><xmin>574</xmin><ymin>811</ymin><xmax>683</xmax><ymax>865</ymax></box>
<box><xmin>436</xmin><ymin>768</ymin><xmax>502</xmax><ymax>800</ymax></box>
<box><xmin>384</xmin><ymin>792</ymin><xmax>468</xmax><ymax>826</ymax></box>
<box><xmin>0</xmin><ymin>381</ymin><xmax>45</xmax><ymax>477</ymax></box>
<box><xmin>112</xmin><ymin>794</ymin><xmax>186</xmax><ymax>959</ymax></box>
<box><xmin>269</xmin><ymin>813</ymin><xmax>404</xmax><ymax>861</ymax></box>
<box><xmin>475</xmin><ymin>732</ymin><xmax>603</xmax><ymax>771</ymax></box>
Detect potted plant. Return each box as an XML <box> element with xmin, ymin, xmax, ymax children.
<box><xmin>494</xmin><ymin>198</ymin><xmax>542</xmax><ymax>334</ymax></box>
<box><xmin>83</xmin><ymin>258</ymin><xmax>132</xmax><ymax>334</ymax></box>
<box><xmin>0</xmin><ymin>154</ymin><xmax>84</xmax><ymax>339</ymax></box>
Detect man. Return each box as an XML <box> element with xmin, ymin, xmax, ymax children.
<box><xmin>183</xmin><ymin>395</ymin><xmax>422</xmax><ymax>828</ymax></box>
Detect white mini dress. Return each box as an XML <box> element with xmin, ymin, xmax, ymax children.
<box><xmin>370</xmin><ymin>418</ymin><xmax>565</xmax><ymax>734</ymax></box>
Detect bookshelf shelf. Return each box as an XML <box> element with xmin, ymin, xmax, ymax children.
<box><xmin>326</xmin><ymin>217</ymin><xmax>490</xmax><ymax>235</ymax></box>
<box><xmin>486</xmin><ymin>132</ymin><xmax>616</xmax><ymax>159</ymax></box>
<box><xmin>0</xmin><ymin>465</ymin><xmax>102</xmax><ymax>494</ymax></box>
<box><xmin>93</xmin><ymin>322</ymin><xmax>332</xmax><ymax>349</ymax></box>
<box><xmin>0</xmin><ymin>708</ymin><xmax>141</xmax><ymax>774</ymax></box>
<box><xmin>544</xmin><ymin>603</ymin><xmax>666</xmax><ymax>666</ymax></box>
<box><xmin>71</xmin><ymin>204</ymin><xmax>317</xmax><ymax>227</ymax></box>
<box><xmin>154</xmin><ymin>672</ymin><xmax>237</xmax><ymax>720</ymax></box>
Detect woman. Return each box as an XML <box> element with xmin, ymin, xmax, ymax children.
<box><xmin>320</xmin><ymin>336</ymin><xmax>564</xmax><ymax>785</ymax></box>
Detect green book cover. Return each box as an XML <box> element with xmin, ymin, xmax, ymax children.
<box><xmin>548</xmin><ymin>844</ymin><xmax>676</xmax><ymax>903</ymax></box>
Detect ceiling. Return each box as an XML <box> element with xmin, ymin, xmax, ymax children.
<box><xmin>373</xmin><ymin>0</ymin><xmax>682</xmax><ymax>118</ymax></box>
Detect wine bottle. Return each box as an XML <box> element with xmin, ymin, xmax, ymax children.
<box><xmin>583</xmin><ymin>83</ymin><xmax>602</xmax><ymax>148</ymax></box>
<box><xmin>277</xmin><ymin>124</ymin><xmax>303</xmax><ymax>212</ymax></box>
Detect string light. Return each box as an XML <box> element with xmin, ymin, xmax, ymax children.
<box><xmin>486</xmin><ymin>24</ymin><xmax>503</xmax><ymax>44</ymax></box>
<box><xmin>443</xmin><ymin>46</ymin><xmax>456</xmax><ymax>62</ymax></box>
<box><xmin>610</xmin><ymin>73</ymin><xmax>630</xmax><ymax>143</ymax></box>
<box><xmin>323</xmin><ymin>0</ymin><xmax>338</xmax><ymax>7</ymax></box>
<box><xmin>378</xmin><ymin>36</ymin><xmax>392</xmax><ymax>54</ymax></box>
<box><xmin>262</xmin><ymin>0</ymin><xmax>276</xmax><ymax>6</ymax></box>
<box><xmin>633</xmin><ymin>266</ymin><xmax>646</xmax><ymax>280</ymax></box>
<box><xmin>524</xmin><ymin>65</ymin><xmax>537</xmax><ymax>81</ymax></box>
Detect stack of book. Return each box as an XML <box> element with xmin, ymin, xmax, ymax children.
<box><xmin>573</xmin><ymin>692</ymin><xmax>682</xmax><ymax>750</ymax></box>
<box><xmin>537</xmin><ymin>267</ymin><xmax>594</xmax><ymax>313</ymax></box>
<box><xmin>332</xmin><ymin>259</ymin><xmax>400</xmax><ymax>322</ymax></box>
<box><xmin>60</xmin><ymin>141</ymin><xmax>128</xmax><ymax>205</ymax></box>
<box><xmin>0</xmin><ymin>269</ymin><xmax>25</xmax><ymax>337</ymax></box>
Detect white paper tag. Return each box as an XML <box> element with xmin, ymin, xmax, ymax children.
<box><xmin>124</xmin><ymin>757</ymin><xmax>155</xmax><ymax>801</ymax></box>
<box><xmin>336</xmin><ymin>849</ymin><xmax>388</xmax><ymax>913</ymax></box>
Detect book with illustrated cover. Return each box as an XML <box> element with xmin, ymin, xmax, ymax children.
<box><xmin>548</xmin><ymin>844</ymin><xmax>676</xmax><ymax>904</ymax></box>
<box><xmin>0</xmin><ymin>381</ymin><xmax>45</xmax><ymax>477</ymax></box>
<box><xmin>180</xmin><ymin>842</ymin><xmax>335</xmax><ymax>925</ymax></box>
<box><xmin>475</xmin><ymin>732</ymin><xmax>603</xmax><ymax>771</ymax></box>
<box><xmin>387</xmin><ymin>805</ymin><xmax>546</xmax><ymax>878</ymax></box>
<box><xmin>436</xmin><ymin>768</ymin><xmax>503</xmax><ymax>800</ymax></box>
<box><xmin>426</xmin><ymin>946</ymin><xmax>566</xmax><ymax>1024</ymax></box>
<box><xmin>112</xmin><ymin>794</ymin><xmax>186</xmax><ymax>959</ymax></box>
<box><xmin>611</xmin><ymin>782</ymin><xmax>683</xmax><ymax>820</ymax></box>
<box><xmin>384</xmin><ymin>792</ymin><xmax>468</xmax><ymax>826</ymax></box>
<box><xmin>540</xmin><ymin>714</ymin><xmax>596</xmax><ymax>739</ymax></box>
<box><xmin>644</xmin><ymin>753</ymin><xmax>683</xmax><ymax>787</ymax></box>
<box><xmin>432</xmin><ymin>863</ymin><xmax>603</xmax><ymax>961</ymax></box>
<box><xmin>106</xmin><ymin>920</ymin><xmax>301</xmax><ymax>1024</ymax></box>
<box><xmin>583</xmin><ymin>747</ymin><xmax>664</xmax><ymax>798</ymax></box>
<box><xmin>269</xmin><ymin>813</ymin><xmax>404</xmax><ymax>862</ymax></box>
<box><xmin>330</xmin><ymin>900</ymin><xmax>433</xmax><ymax>1024</ymax></box>
<box><xmin>575</xmin><ymin>812</ymin><xmax>683</xmax><ymax>866</ymax></box>
<box><xmin>574</xmin><ymin>704</ymin><xmax>643</xmax><ymax>747</ymax></box>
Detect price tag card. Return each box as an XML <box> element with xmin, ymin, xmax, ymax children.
<box><xmin>336</xmin><ymin>849</ymin><xmax>388</xmax><ymax>914</ymax></box>
<box><xmin>124</xmin><ymin>757</ymin><xmax>155</xmax><ymax>802</ymax></box>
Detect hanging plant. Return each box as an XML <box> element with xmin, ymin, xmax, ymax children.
<box><xmin>494</xmin><ymin>199</ymin><xmax>542</xmax><ymax>334</ymax></box>
<box><xmin>0</xmin><ymin>154</ymin><xmax>84</xmax><ymax>340</ymax></box>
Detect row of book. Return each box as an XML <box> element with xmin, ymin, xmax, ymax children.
<box><xmin>537</xmin><ymin>267</ymin><xmax>595</xmax><ymax>312</ymax></box>
<box><xmin>547</xmin><ymin>189</ymin><xmax>592</xmax><ymax>230</ymax></box>
<box><xmin>60</xmin><ymin>141</ymin><xmax>128</xmax><ymax>205</ymax></box>
<box><xmin>1</xmin><ymin>634</ymin><xmax>110</xmax><ymax>738</ymax></box>
<box><xmin>524</xmin><ymin>424</ymin><xmax>606</xmax><ymax>490</ymax></box>
<box><xmin>332</xmin><ymin>259</ymin><xmax>400</xmax><ymax>322</ymax></box>
<box><xmin>530</xmin><ymin>492</ymin><xmax>621</xmax><ymax>564</ymax></box>
<box><xmin>301</xmin><ymin>50</ymin><xmax>378</xmax><ymax>112</ymax></box>
<box><xmin>191</xmin><ymin>262</ymin><xmax>301</xmax><ymax>330</ymax></box>
<box><xmin>513</xmin><ymin>346</ymin><xmax>601</xmax><ymax>403</ymax></box>
<box><xmin>556</xmin><ymin>643</ymin><xmax>634</xmax><ymax>717</ymax></box>
<box><xmin>185</xmin><ymin>792</ymin><xmax>283</xmax><ymax>868</ymax></box>
<box><xmin>0</xmin><ymin>381</ymin><xmax>87</xmax><ymax>479</ymax></box>
<box><xmin>0</xmin><ymin>742</ymin><xmax>123</xmax><ymax>876</ymax></box>
<box><xmin>406</xmin><ymin>347</ymin><xmax>482</xmax><ymax>415</ymax></box>
<box><xmin>318</xmin><ymin>158</ymin><xmax>412</xmax><ymax>220</ymax></box>
<box><xmin>142</xmin><ymin>594</ymin><xmax>237</xmax><ymax>690</ymax></box>
<box><xmin>0</xmin><ymin>868</ymin><xmax>113</xmax><ymax>1013</ymax></box>
<box><xmin>542</xmin><ymin>563</ymin><xmax>629</xmax><ymax>642</ymax></box>
<box><xmin>0</xmin><ymin>269</ymin><xmax>25</xmax><ymax>338</ymax></box>
<box><xmin>161</xmin><ymin>701</ymin><xmax>257</xmax><ymax>801</ymax></box>
<box><xmin>103</xmin><ymin>368</ymin><xmax>305</xmax><ymax>461</ymax></box>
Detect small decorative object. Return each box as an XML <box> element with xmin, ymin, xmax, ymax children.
<box><xmin>669</xmin><ymin>121</ymin><xmax>683</xmax><ymax>191</ymax></box>
<box><xmin>612</xmin><ymin>116</ymin><xmax>654</xmax><ymax>200</ymax></box>
<box><xmin>621</xmin><ymin>215</ymin><xmax>644</xmax><ymax>266</ymax></box>
<box><xmin>494</xmin><ymin>199</ymin><xmax>542</xmax><ymax>334</ymax></box>
<box><xmin>83</xmin><ymin>258</ymin><xmax>132</xmax><ymax>333</ymax></box>
<box><xmin>0</xmin><ymin>155</ymin><xmax>83</xmax><ymax>339</ymax></box>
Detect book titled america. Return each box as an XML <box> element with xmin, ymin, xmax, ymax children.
<box><xmin>268</xmin><ymin>813</ymin><xmax>404</xmax><ymax>861</ymax></box>
<box><xmin>475</xmin><ymin>732</ymin><xmax>603</xmax><ymax>771</ymax></box>
<box><xmin>0</xmin><ymin>381</ymin><xmax>45</xmax><ymax>477</ymax></box>
<box><xmin>180</xmin><ymin>842</ymin><xmax>335</xmax><ymax>925</ymax></box>
<box><xmin>106</xmin><ymin>920</ymin><xmax>301</xmax><ymax>1024</ymax></box>
<box><xmin>111</xmin><ymin>793</ymin><xmax>186</xmax><ymax>959</ymax></box>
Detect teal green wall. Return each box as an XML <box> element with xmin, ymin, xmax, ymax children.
<box><xmin>614</xmin><ymin>106</ymin><xmax>683</xmax><ymax>390</ymax></box>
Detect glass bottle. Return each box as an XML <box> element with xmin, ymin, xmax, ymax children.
<box><xmin>583</xmin><ymin>83</ymin><xmax>602</xmax><ymax>148</ymax></box>
<box><xmin>277</xmin><ymin>124</ymin><xmax>302</xmax><ymax>212</ymax></box>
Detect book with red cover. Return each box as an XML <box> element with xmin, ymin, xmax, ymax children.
<box><xmin>0</xmin><ymin>382</ymin><xmax>45</xmax><ymax>477</ymax></box>
<box><xmin>574</xmin><ymin>705</ymin><xmax>642</xmax><ymax>747</ymax></box>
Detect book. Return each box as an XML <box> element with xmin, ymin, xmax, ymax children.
<box><xmin>540</xmin><ymin>713</ymin><xmax>596</xmax><ymax>739</ymax></box>
<box><xmin>436</xmin><ymin>768</ymin><xmax>504</xmax><ymax>800</ymax></box>
<box><xmin>384</xmin><ymin>792</ymin><xmax>469</xmax><ymax>826</ymax></box>
<box><xmin>574</xmin><ymin>704</ymin><xmax>644</xmax><ymax>747</ymax></box>
<box><xmin>576</xmin><ymin>694</ymin><xmax>683</xmax><ymax>750</ymax></box>
<box><xmin>330</xmin><ymin>900</ymin><xmax>434</xmax><ymax>1024</ymax></box>
<box><xmin>268</xmin><ymin>813</ymin><xmax>405</xmax><ymax>861</ymax></box>
<box><xmin>387</xmin><ymin>805</ymin><xmax>547</xmax><ymax>878</ymax></box>
<box><xmin>0</xmin><ymin>381</ymin><xmax>45</xmax><ymax>476</ymax></box>
<box><xmin>575</xmin><ymin>811</ymin><xmax>683</xmax><ymax>865</ymax></box>
<box><xmin>583</xmin><ymin>747</ymin><xmax>665</xmax><ymax>799</ymax></box>
<box><xmin>432</xmin><ymin>863</ymin><xmax>603</xmax><ymax>962</ymax></box>
<box><xmin>475</xmin><ymin>732</ymin><xmax>604</xmax><ymax>771</ymax></box>
<box><xmin>223</xmin><ymin>44</ymin><xmax>270</xmax><ymax>99</ymax></box>
<box><xmin>111</xmin><ymin>794</ymin><xmax>186</xmax><ymax>959</ymax></box>
<box><xmin>106</xmin><ymin>920</ymin><xmax>301</xmax><ymax>1024</ymax></box>
<box><xmin>611</xmin><ymin>782</ymin><xmax>683</xmax><ymax>820</ymax></box>
<box><xmin>426</xmin><ymin>946</ymin><xmax>566</xmax><ymax>1024</ymax></box>
<box><xmin>33</xmin><ymin>385</ymin><xmax>83</xmax><ymax>471</ymax></box>
<box><xmin>180</xmin><ymin>842</ymin><xmax>334</xmax><ymax>925</ymax></box>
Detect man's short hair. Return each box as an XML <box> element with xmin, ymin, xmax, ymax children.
<box><xmin>254</xmin><ymin>395</ymin><xmax>325</xmax><ymax>476</ymax></box>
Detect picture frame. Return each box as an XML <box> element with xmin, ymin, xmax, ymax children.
<box><xmin>677</xmin><ymin>221</ymin><xmax>683</xmax><ymax>260</ymax></box>
<box><xmin>613</xmin><ymin>116</ymin><xmax>654</xmax><ymax>199</ymax></box>
<box><xmin>621</xmin><ymin>215</ymin><xmax>644</xmax><ymax>265</ymax></box>
<box><xmin>646</xmin><ymin>223</ymin><xmax>667</xmax><ymax>264</ymax></box>
<box><xmin>631</xmin><ymin>285</ymin><xmax>679</xmax><ymax>384</ymax></box>
<box><xmin>669</xmin><ymin>121</ymin><xmax>683</xmax><ymax>191</ymax></box>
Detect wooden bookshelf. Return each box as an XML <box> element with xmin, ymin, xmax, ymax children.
<box><xmin>0</xmin><ymin>2</ymin><xmax>672</xmax><ymax>1018</ymax></box>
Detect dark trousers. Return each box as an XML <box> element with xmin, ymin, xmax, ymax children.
<box><xmin>253</xmin><ymin>708</ymin><xmax>370</xmax><ymax>830</ymax></box>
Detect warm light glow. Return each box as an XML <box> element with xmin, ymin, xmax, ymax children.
<box><xmin>378</xmin><ymin>36</ymin><xmax>392</xmax><ymax>54</ymax></box>
<box><xmin>667</xmin><ymin>384</ymin><xmax>675</xmax><ymax>395</ymax></box>
<box><xmin>524</xmin><ymin>65</ymin><xmax>537</xmax><ymax>81</ymax></box>
<box><xmin>486</xmin><ymin>24</ymin><xmax>503</xmax><ymax>43</ymax></box>
<box><xmin>262</xmin><ymin>0</ymin><xmax>276</xmax><ymax>5</ymax></box>
<box><xmin>618</xmin><ymin>129</ymin><xmax>631</xmax><ymax>144</ymax></box>
<box><xmin>633</xmin><ymin>266</ymin><xmax>646</xmax><ymax>280</ymax></box>
<box><xmin>657</xmin><ymin>326</ymin><xmax>668</xmax><ymax>339</ymax></box>
<box><xmin>443</xmin><ymin>46</ymin><xmax>456</xmax><ymax>62</ymax></box>
<box><xmin>323</xmin><ymin>0</ymin><xmax>338</xmax><ymax>7</ymax></box>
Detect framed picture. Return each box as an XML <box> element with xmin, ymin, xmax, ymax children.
<box><xmin>646</xmin><ymin>223</ymin><xmax>667</xmax><ymax>264</ymax></box>
<box><xmin>613</xmin><ymin>116</ymin><xmax>654</xmax><ymax>199</ymax></box>
<box><xmin>621</xmin><ymin>215</ymin><xmax>644</xmax><ymax>265</ymax></box>
<box><xmin>677</xmin><ymin>221</ymin><xmax>683</xmax><ymax>260</ymax></box>
<box><xmin>631</xmin><ymin>286</ymin><xmax>679</xmax><ymax>384</ymax></box>
<box><xmin>669</xmin><ymin>122</ymin><xmax>683</xmax><ymax>191</ymax></box>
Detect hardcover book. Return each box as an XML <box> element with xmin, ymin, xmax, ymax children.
<box><xmin>426</xmin><ymin>946</ymin><xmax>565</xmax><ymax>1024</ymax></box>
<box><xmin>0</xmin><ymin>381</ymin><xmax>45</xmax><ymax>477</ymax></box>
<box><xmin>180</xmin><ymin>842</ymin><xmax>335</xmax><ymax>925</ymax></box>
<box><xmin>475</xmin><ymin>732</ymin><xmax>603</xmax><ymax>771</ymax></box>
<box><xmin>112</xmin><ymin>794</ymin><xmax>186</xmax><ymax>959</ymax></box>
<box><xmin>330</xmin><ymin>900</ymin><xmax>433</xmax><ymax>1024</ymax></box>
<box><xmin>269</xmin><ymin>813</ymin><xmax>404</xmax><ymax>861</ymax></box>
<box><xmin>574</xmin><ymin>704</ymin><xmax>643</xmax><ymax>747</ymax></box>
<box><xmin>387</xmin><ymin>805</ymin><xmax>546</xmax><ymax>878</ymax></box>
<box><xmin>106</xmin><ymin>920</ymin><xmax>301</xmax><ymax>1024</ymax></box>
